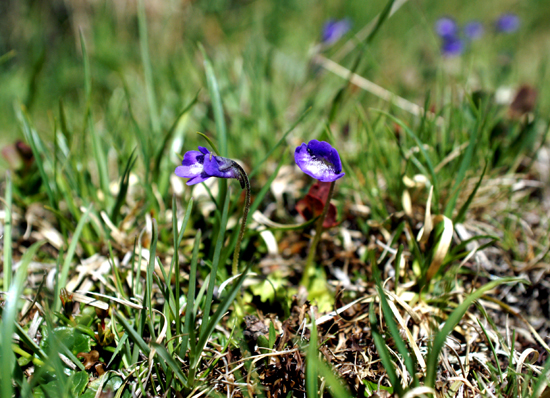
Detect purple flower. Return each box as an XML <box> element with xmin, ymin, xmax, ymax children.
<box><xmin>441</xmin><ymin>36</ymin><xmax>464</xmax><ymax>57</ymax></box>
<box><xmin>322</xmin><ymin>19</ymin><xmax>352</xmax><ymax>44</ymax></box>
<box><xmin>464</xmin><ymin>21</ymin><xmax>484</xmax><ymax>39</ymax></box>
<box><xmin>495</xmin><ymin>13</ymin><xmax>520</xmax><ymax>33</ymax></box>
<box><xmin>175</xmin><ymin>146</ymin><xmax>241</xmax><ymax>186</ymax></box>
<box><xmin>295</xmin><ymin>140</ymin><xmax>345</xmax><ymax>182</ymax></box>
<box><xmin>435</xmin><ymin>17</ymin><xmax>458</xmax><ymax>38</ymax></box>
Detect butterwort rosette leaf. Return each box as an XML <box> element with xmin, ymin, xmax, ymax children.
<box><xmin>175</xmin><ymin>146</ymin><xmax>244</xmax><ymax>187</ymax></box>
<box><xmin>294</xmin><ymin>140</ymin><xmax>345</xmax><ymax>182</ymax></box>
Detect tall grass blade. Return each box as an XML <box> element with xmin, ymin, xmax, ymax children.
<box><xmin>369</xmin><ymin>301</ymin><xmax>400</xmax><ymax>395</ymax></box>
<box><xmin>317</xmin><ymin>360</ymin><xmax>353</xmax><ymax>398</ymax></box>
<box><xmin>0</xmin><ymin>240</ymin><xmax>44</xmax><ymax>398</ymax></box>
<box><xmin>453</xmin><ymin>162</ymin><xmax>487</xmax><ymax>224</ymax></box>
<box><xmin>146</xmin><ymin>219</ymin><xmax>159</xmax><ymax>335</ymax></box>
<box><xmin>17</xmin><ymin>106</ymin><xmax>57</xmax><ymax>209</ymax></box>
<box><xmin>3</xmin><ymin>172</ymin><xmax>12</xmax><ymax>290</ymax></box>
<box><xmin>151</xmin><ymin>343</ymin><xmax>188</xmax><ymax>387</ymax></box>
<box><xmin>111</xmin><ymin>149</ymin><xmax>138</xmax><ymax>225</ymax></box>
<box><xmin>193</xmin><ymin>264</ymin><xmax>250</xmax><ymax>369</ymax></box>
<box><xmin>372</xmin><ymin>259</ymin><xmax>417</xmax><ymax>388</ymax></box>
<box><xmin>114</xmin><ymin>311</ymin><xmax>151</xmax><ymax>357</ymax></box>
<box><xmin>199</xmin><ymin>44</ymin><xmax>228</xmax><ymax>206</ymax></box>
<box><xmin>80</xmin><ymin>30</ymin><xmax>111</xmax><ymax>208</ymax></box>
<box><xmin>180</xmin><ymin>229</ymin><xmax>201</xmax><ymax>360</ymax></box>
<box><xmin>444</xmin><ymin>114</ymin><xmax>483</xmax><ymax>218</ymax></box>
<box><xmin>425</xmin><ymin>277</ymin><xmax>527</xmax><ymax>387</ymax></box>
<box><xmin>137</xmin><ymin>0</ymin><xmax>160</xmax><ymax>135</ymax></box>
<box><xmin>55</xmin><ymin>204</ymin><xmax>93</xmax><ymax>311</ymax></box>
<box><xmin>306</xmin><ymin>310</ymin><xmax>318</xmax><ymax>398</ymax></box>
<box><xmin>373</xmin><ymin>109</ymin><xmax>439</xmax><ymax>209</ymax></box>
<box><xmin>201</xmin><ymin>191</ymin><xmax>230</xmax><ymax>330</ymax></box>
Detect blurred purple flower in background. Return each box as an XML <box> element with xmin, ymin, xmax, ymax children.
<box><xmin>441</xmin><ymin>36</ymin><xmax>464</xmax><ymax>57</ymax></box>
<box><xmin>322</xmin><ymin>18</ymin><xmax>352</xmax><ymax>44</ymax></box>
<box><xmin>464</xmin><ymin>21</ymin><xmax>484</xmax><ymax>40</ymax></box>
<box><xmin>435</xmin><ymin>17</ymin><xmax>458</xmax><ymax>38</ymax></box>
<box><xmin>495</xmin><ymin>13</ymin><xmax>520</xmax><ymax>33</ymax></box>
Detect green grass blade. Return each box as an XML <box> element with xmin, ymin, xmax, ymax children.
<box><xmin>317</xmin><ymin>360</ymin><xmax>353</xmax><ymax>398</ymax></box>
<box><xmin>369</xmin><ymin>301</ymin><xmax>400</xmax><ymax>394</ymax></box>
<box><xmin>17</xmin><ymin>106</ymin><xmax>58</xmax><ymax>209</ymax></box>
<box><xmin>196</xmin><ymin>132</ymin><xmax>221</xmax><ymax>156</ymax></box>
<box><xmin>306</xmin><ymin>310</ymin><xmax>318</xmax><ymax>398</ymax></box>
<box><xmin>531</xmin><ymin>355</ymin><xmax>550</xmax><ymax>397</ymax></box>
<box><xmin>137</xmin><ymin>0</ymin><xmax>160</xmax><ymax>135</ymax></box>
<box><xmin>111</xmin><ymin>149</ymin><xmax>138</xmax><ymax>225</ymax></box>
<box><xmin>0</xmin><ymin>240</ymin><xmax>44</xmax><ymax>398</ymax></box>
<box><xmin>193</xmin><ymin>263</ymin><xmax>250</xmax><ymax>370</ymax></box>
<box><xmin>425</xmin><ymin>277</ymin><xmax>528</xmax><ymax>387</ymax></box>
<box><xmin>199</xmin><ymin>44</ymin><xmax>228</xmax><ymax>206</ymax></box>
<box><xmin>444</xmin><ymin>115</ymin><xmax>483</xmax><ymax>218</ymax></box>
<box><xmin>151</xmin><ymin>343</ymin><xmax>188</xmax><ymax>387</ymax></box>
<box><xmin>146</xmin><ymin>219</ymin><xmax>159</xmax><ymax>335</ymax></box>
<box><xmin>174</xmin><ymin>197</ymin><xmax>194</xmax><ymax>336</ymax></box>
<box><xmin>373</xmin><ymin>109</ymin><xmax>439</xmax><ymax>210</ymax></box>
<box><xmin>3</xmin><ymin>172</ymin><xmax>13</xmax><ymax>290</ymax></box>
<box><xmin>199</xmin><ymin>44</ymin><xmax>227</xmax><ymax>158</ymax></box>
<box><xmin>55</xmin><ymin>204</ymin><xmax>93</xmax><ymax>311</ymax></box>
<box><xmin>114</xmin><ymin>311</ymin><xmax>151</xmax><ymax>357</ymax></box>
<box><xmin>153</xmin><ymin>91</ymin><xmax>201</xmax><ymax>178</ymax></box>
<box><xmin>453</xmin><ymin>161</ymin><xmax>488</xmax><ymax>224</ymax></box>
<box><xmin>180</xmin><ymin>229</ymin><xmax>201</xmax><ymax>361</ymax></box>
<box><xmin>80</xmin><ymin>30</ymin><xmax>111</xmax><ymax>208</ymax></box>
<box><xmin>201</xmin><ymin>191</ymin><xmax>230</xmax><ymax>330</ymax></box>
<box><xmin>364</xmin><ymin>0</ymin><xmax>396</xmax><ymax>45</ymax></box>
<box><xmin>372</xmin><ymin>259</ymin><xmax>417</xmax><ymax>387</ymax></box>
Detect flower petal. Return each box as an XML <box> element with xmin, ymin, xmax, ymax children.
<box><xmin>175</xmin><ymin>150</ymin><xmax>205</xmax><ymax>179</ymax></box>
<box><xmin>198</xmin><ymin>146</ymin><xmax>210</xmax><ymax>155</ymax></box>
<box><xmin>294</xmin><ymin>140</ymin><xmax>345</xmax><ymax>182</ymax></box>
<box><xmin>204</xmin><ymin>156</ymin><xmax>239</xmax><ymax>179</ymax></box>
<box><xmin>186</xmin><ymin>173</ymin><xmax>211</xmax><ymax>186</ymax></box>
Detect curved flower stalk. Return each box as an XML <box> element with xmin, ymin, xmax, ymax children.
<box><xmin>294</xmin><ymin>140</ymin><xmax>344</xmax><ymax>287</ymax></box>
<box><xmin>175</xmin><ymin>146</ymin><xmax>251</xmax><ymax>276</ymax></box>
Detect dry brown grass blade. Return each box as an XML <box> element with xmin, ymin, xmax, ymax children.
<box><xmin>425</xmin><ymin>215</ymin><xmax>454</xmax><ymax>282</ymax></box>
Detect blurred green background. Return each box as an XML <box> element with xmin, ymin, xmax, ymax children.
<box><xmin>1</xmin><ymin>0</ymin><xmax>549</xmax><ymax>162</ymax></box>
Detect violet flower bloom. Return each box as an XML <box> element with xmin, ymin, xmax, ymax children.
<box><xmin>495</xmin><ymin>13</ymin><xmax>520</xmax><ymax>33</ymax></box>
<box><xmin>464</xmin><ymin>21</ymin><xmax>484</xmax><ymax>40</ymax></box>
<box><xmin>175</xmin><ymin>146</ymin><xmax>244</xmax><ymax>187</ymax></box>
<box><xmin>435</xmin><ymin>17</ymin><xmax>458</xmax><ymax>38</ymax></box>
<box><xmin>322</xmin><ymin>19</ymin><xmax>351</xmax><ymax>45</ymax></box>
<box><xmin>295</xmin><ymin>140</ymin><xmax>345</xmax><ymax>182</ymax></box>
<box><xmin>441</xmin><ymin>36</ymin><xmax>464</xmax><ymax>57</ymax></box>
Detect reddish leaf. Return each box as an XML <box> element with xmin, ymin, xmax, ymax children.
<box><xmin>295</xmin><ymin>181</ymin><xmax>338</xmax><ymax>228</ymax></box>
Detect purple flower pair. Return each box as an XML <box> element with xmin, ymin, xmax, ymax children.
<box><xmin>435</xmin><ymin>17</ymin><xmax>483</xmax><ymax>57</ymax></box>
<box><xmin>176</xmin><ymin>140</ymin><xmax>345</xmax><ymax>186</ymax></box>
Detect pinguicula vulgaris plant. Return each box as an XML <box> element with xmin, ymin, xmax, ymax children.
<box><xmin>294</xmin><ymin>139</ymin><xmax>344</xmax><ymax>287</ymax></box>
<box><xmin>175</xmin><ymin>145</ymin><xmax>251</xmax><ymax>276</ymax></box>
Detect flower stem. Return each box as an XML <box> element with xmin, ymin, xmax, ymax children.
<box><xmin>301</xmin><ymin>180</ymin><xmax>335</xmax><ymax>288</ymax></box>
<box><xmin>232</xmin><ymin>163</ymin><xmax>251</xmax><ymax>276</ymax></box>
